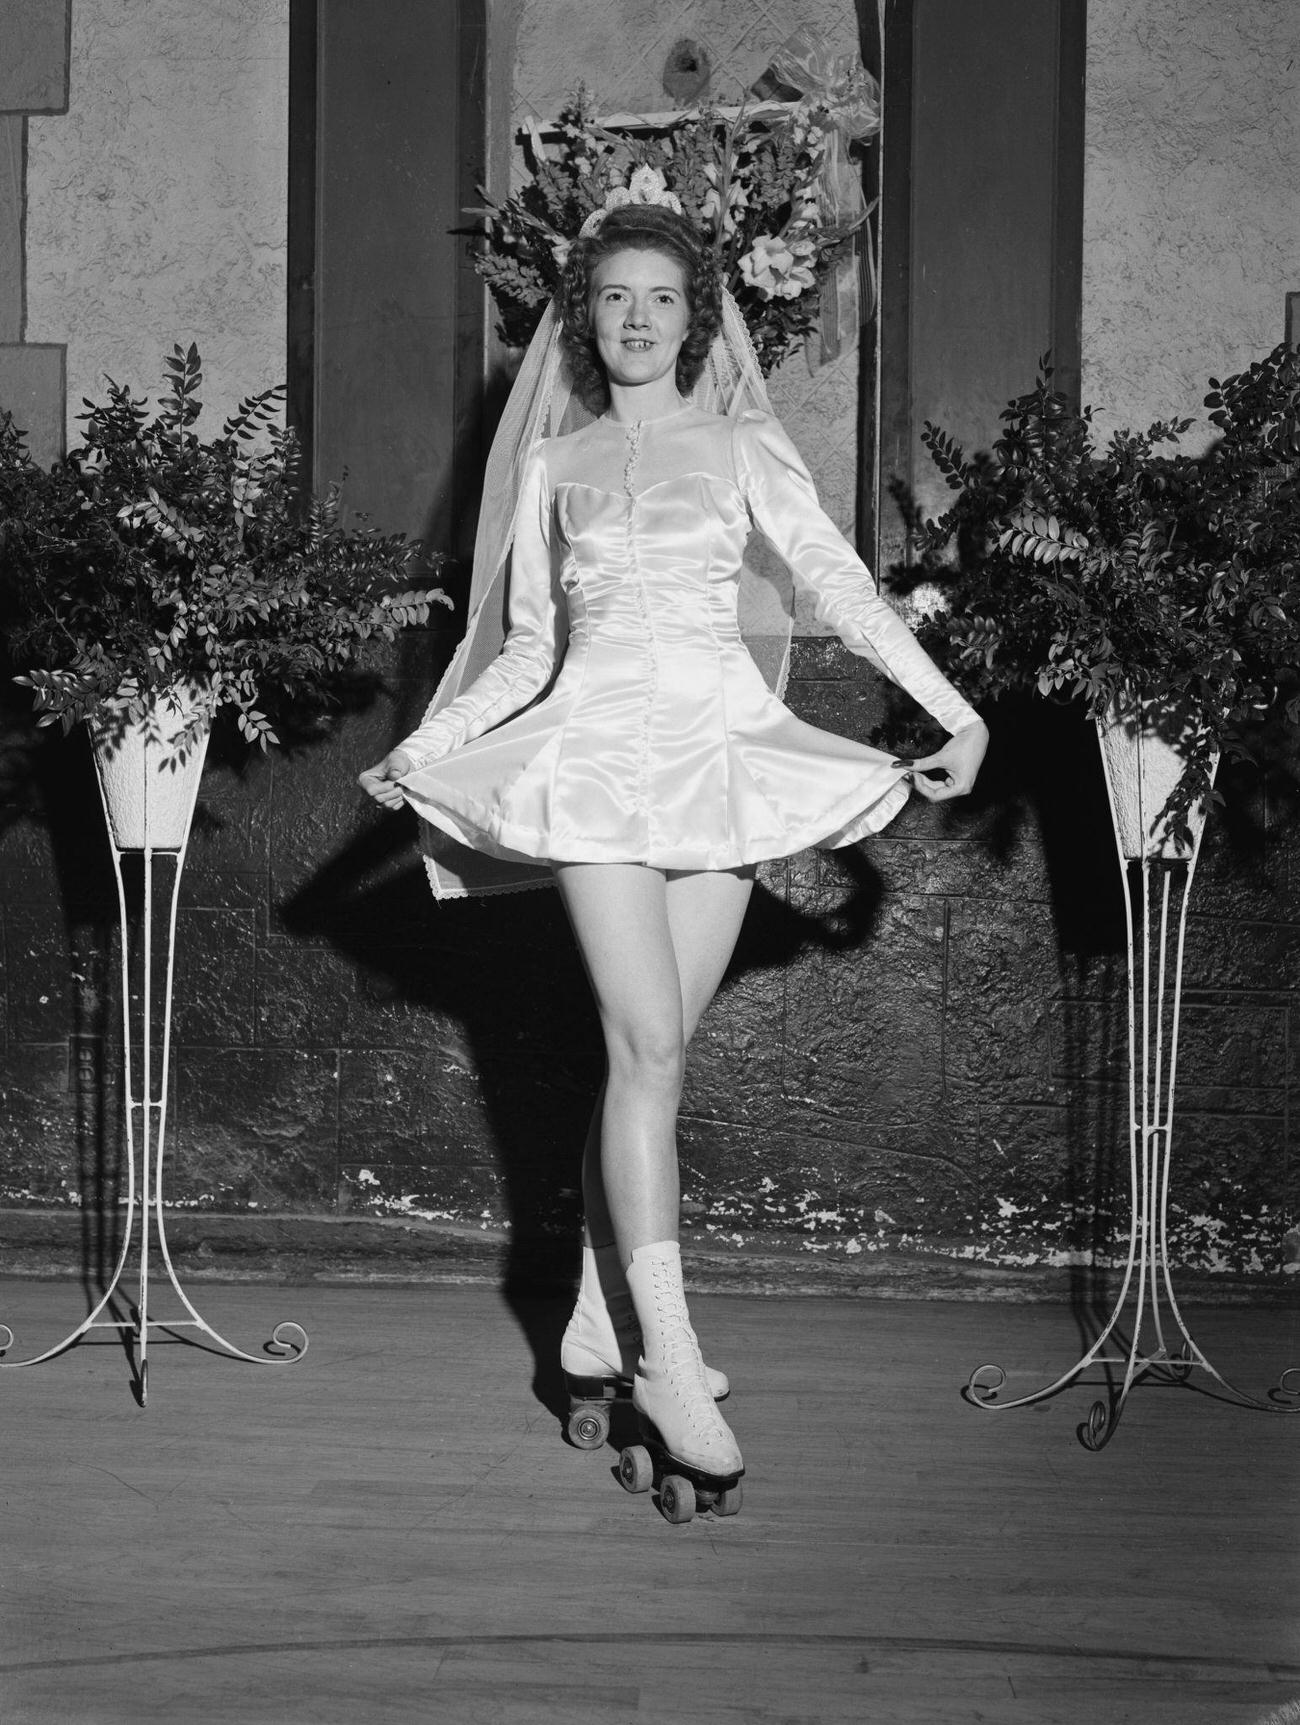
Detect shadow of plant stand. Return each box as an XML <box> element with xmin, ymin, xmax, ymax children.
<box><xmin>0</xmin><ymin>707</ymin><xmax>307</xmax><ymax>1404</ymax></box>
<box><xmin>964</xmin><ymin>714</ymin><xmax>1300</xmax><ymax>1449</ymax></box>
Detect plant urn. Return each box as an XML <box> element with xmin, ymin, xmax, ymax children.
<box><xmin>88</xmin><ymin>682</ymin><xmax>213</xmax><ymax>851</ymax></box>
<box><xmin>1096</xmin><ymin>702</ymin><xmax>1219</xmax><ymax>862</ymax></box>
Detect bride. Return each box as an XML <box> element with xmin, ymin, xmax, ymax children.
<box><xmin>360</xmin><ymin>176</ymin><xmax>987</xmax><ymax>1498</ymax></box>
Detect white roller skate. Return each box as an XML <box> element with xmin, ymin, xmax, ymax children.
<box><xmin>562</xmin><ymin>1241</ymin><xmax>729</xmax><ymax>1452</ymax></box>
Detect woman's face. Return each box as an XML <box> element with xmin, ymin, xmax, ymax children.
<box><xmin>589</xmin><ymin>247</ymin><xmax>691</xmax><ymax>392</ymax></box>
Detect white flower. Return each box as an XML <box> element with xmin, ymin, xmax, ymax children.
<box><xmin>626</xmin><ymin>164</ymin><xmax>682</xmax><ymax>213</ymax></box>
<box><xmin>738</xmin><ymin>233</ymin><xmax>817</xmax><ymax>301</ymax></box>
<box><xmin>550</xmin><ymin>237</ymin><xmax>572</xmax><ymax>270</ymax></box>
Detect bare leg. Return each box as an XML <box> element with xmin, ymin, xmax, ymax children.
<box><xmin>666</xmin><ymin>864</ymin><xmax>755</xmax><ymax>1043</ymax></box>
<box><xmin>556</xmin><ymin>864</ymin><xmax>754</xmax><ymax>1262</ymax></box>
<box><xmin>555</xmin><ymin>864</ymin><xmax>752</xmax><ymax>1471</ymax></box>
<box><xmin>553</xmin><ymin>864</ymin><xmax>685</xmax><ymax>1262</ymax></box>
<box><xmin>578</xmin><ymin>1082</ymin><xmax>610</xmax><ymax>1247</ymax></box>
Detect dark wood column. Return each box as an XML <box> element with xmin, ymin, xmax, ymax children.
<box><xmin>877</xmin><ymin>0</ymin><xmax>1086</xmax><ymax>568</ymax></box>
<box><xmin>287</xmin><ymin>0</ymin><xmax>487</xmax><ymax>563</ymax></box>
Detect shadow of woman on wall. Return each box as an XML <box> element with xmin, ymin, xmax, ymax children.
<box><xmin>279</xmin><ymin>806</ymin><xmax>885</xmax><ymax>1426</ymax></box>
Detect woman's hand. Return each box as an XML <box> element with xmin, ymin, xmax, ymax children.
<box><xmin>357</xmin><ymin>749</ymin><xmax>415</xmax><ymax>811</ymax></box>
<box><xmin>893</xmin><ymin>720</ymin><xmax>988</xmax><ymax>803</ymax></box>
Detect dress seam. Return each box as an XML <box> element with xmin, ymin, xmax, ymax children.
<box><xmin>699</xmin><ymin>525</ymin><xmax>731</xmax><ymax>835</ymax></box>
<box><xmin>546</xmin><ymin>554</ymin><xmax>588</xmax><ymax>799</ymax></box>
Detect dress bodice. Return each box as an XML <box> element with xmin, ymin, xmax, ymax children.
<box><xmin>398</xmin><ymin>405</ymin><xmax>980</xmax><ymax>773</ymax></box>
<box><xmin>554</xmin><ymin>470</ymin><xmax>753</xmax><ymax>660</ymax></box>
<box><xmin>396</xmin><ymin>405</ymin><xmax>984</xmax><ymax>888</ymax></box>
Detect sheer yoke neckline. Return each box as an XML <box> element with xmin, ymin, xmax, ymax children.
<box><xmin>600</xmin><ymin>399</ymin><xmax>694</xmax><ymax>428</ymax></box>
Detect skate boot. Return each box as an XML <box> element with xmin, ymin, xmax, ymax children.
<box><xmin>618</xmin><ymin>1240</ymin><xmax>744</xmax><ymax>1524</ymax></box>
<box><xmin>562</xmin><ymin>1242</ymin><xmax>729</xmax><ymax>1451</ymax></box>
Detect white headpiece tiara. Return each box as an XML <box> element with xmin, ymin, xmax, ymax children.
<box><xmin>578</xmin><ymin>165</ymin><xmax>684</xmax><ymax>237</ymax></box>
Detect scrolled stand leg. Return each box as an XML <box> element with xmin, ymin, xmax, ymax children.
<box><xmin>1276</xmin><ymin>1368</ymin><xmax>1300</xmax><ymax>1405</ymax></box>
<box><xmin>0</xmin><ymin>738</ymin><xmax>308</xmax><ymax>1399</ymax></box>
<box><xmin>965</xmin><ymin>723</ymin><xmax>1300</xmax><ymax>1449</ymax></box>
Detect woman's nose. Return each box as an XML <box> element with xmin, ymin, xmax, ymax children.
<box><xmin>623</xmin><ymin>298</ymin><xmax>650</xmax><ymax>327</ymax></box>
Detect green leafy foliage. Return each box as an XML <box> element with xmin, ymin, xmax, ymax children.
<box><xmin>0</xmin><ymin>345</ymin><xmax>451</xmax><ymax>751</ymax></box>
<box><xmin>896</xmin><ymin>344</ymin><xmax>1300</xmax><ymax>842</ymax></box>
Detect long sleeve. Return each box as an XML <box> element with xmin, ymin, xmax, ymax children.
<box><xmin>735</xmin><ymin>412</ymin><xmax>981</xmax><ymax>737</ymax></box>
<box><xmin>397</xmin><ymin>449</ymin><xmax>565</xmax><ymax>770</ymax></box>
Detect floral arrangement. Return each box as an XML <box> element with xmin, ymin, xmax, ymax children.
<box><xmin>0</xmin><ymin>344</ymin><xmax>449</xmax><ymax>752</ymax></box>
<box><xmin>473</xmin><ymin>67</ymin><xmax>878</xmax><ymax>376</ymax></box>
<box><xmin>894</xmin><ymin>343</ymin><xmax>1300</xmax><ymax>841</ymax></box>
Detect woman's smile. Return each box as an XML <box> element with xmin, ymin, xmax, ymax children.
<box><xmin>590</xmin><ymin>248</ymin><xmax>690</xmax><ymax>396</ymax></box>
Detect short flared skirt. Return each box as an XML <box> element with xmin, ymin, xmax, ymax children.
<box><xmin>398</xmin><ymin>648</ymin><xmax>911</xmax><ymax>872</ymax></box>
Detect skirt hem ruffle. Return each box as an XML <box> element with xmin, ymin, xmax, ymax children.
<box><xmin>403</xmin><ymin>772</ymin><xmax>911</xmax><ymax>874</ymax></box>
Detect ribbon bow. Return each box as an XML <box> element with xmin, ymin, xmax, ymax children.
<box><xmin>759</xmin><ymin>27</ymin><xmax>882</xmax><ymax>365</ymax></box>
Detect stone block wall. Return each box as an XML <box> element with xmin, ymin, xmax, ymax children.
<box><xmin>2</xmin><ymin>635</ymin><xmax>1296</xmax><ymax>1285</ymax></box>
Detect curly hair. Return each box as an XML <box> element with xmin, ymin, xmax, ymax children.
<box><xmin>558</xmin><ymin>205</ymin><xmax>723</xmax><ymax>414</ymax></box>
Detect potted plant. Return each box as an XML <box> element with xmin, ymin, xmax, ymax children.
<box><xmin>903</xmin><ymin>347</ymin><xmax>1300</xmax><ymax>1426</ymax></box>
<box><xmin>895</xmin><ymin>341</ymin><xmax>1300</xmax><ymax>854</ymax></box>
<box><xmin>0</xmin><ymin>343</ymin><xmax>449</xmax><ymax>845</ymax></box>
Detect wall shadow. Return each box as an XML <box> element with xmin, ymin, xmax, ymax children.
<box><xmin>279</xmin><ymin>811</ymin><xmax>884</xmax><ymax>1419</ymax></box>
<box><xmin>971</xmin><ymin>695</ymin><xmax>1132</xmax><ymax>1346</ymax></box>
<box><xmin>0</xmin><ymin>687</ymin><xmax>126</xmax><ymax>1311</ymax></box>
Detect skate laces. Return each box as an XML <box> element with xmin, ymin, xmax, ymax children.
<box><xmin>637</xmin><ymin>1256</ymin><xmax>737</xmax><ymax>1453</ymax></box>
<box><xmin>650</xmin><ymin>1258</ymin><xmax>690</xmax><ymax>1318</ymax></box>
<box><xmin>652</xmin><ymin>1323</ymin><xmax>724</xmax><ymax>1438</ymax></box>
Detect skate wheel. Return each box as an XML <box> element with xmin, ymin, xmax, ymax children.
<box><xmin>567</xmin><ymin>1403</ymin><xmax>610</xmax><ymax>1451</ymax></box>
<box><xmin>659</xmin><ymin>1474</ymin><xmax>696</xmax><ymax>1524</ymax></box>
<box><xmin>711</xmin><ymin>1480</ymin><xmax>743</xmax><ymax>1517</ymax></box>
<box><xmin>618</xmin><ymin>1444</ymin><xmax>654</xmax><ymax>1494</ymax></box>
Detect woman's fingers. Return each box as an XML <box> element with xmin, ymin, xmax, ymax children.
<box><xmin>902</xmin><ymin>722</ymin><xmax>988</xmax><ymax>802</ymax></box>
<box><xmin>357</xmin><ymin>750</ymin><xmax>415</xmax><ymax>810</ymax></box>
<box><xmin>908</xmin><ymin>767</ymin><xmax>958</xmax><ymax>802</ymax></box>
<box><xmin>357</xmin><ymin>769</ymin><xmax>405</xmax><ymax>809</ymax></box>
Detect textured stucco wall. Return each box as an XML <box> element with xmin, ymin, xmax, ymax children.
<box><xmin>23</xmin><ymin>0</ymin><xmax>288</xmax><ymax>441</ymax></box>
<box><xmin>511</xmin><ymin>0</ymin><xmax>868</xmax><ymax>622</ymax></box>
<box><xmin>1083</xmin><ymin>0</ymin><xmax>1300</xmax><ymax>451</ymax></box>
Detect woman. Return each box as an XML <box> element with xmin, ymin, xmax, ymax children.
<box><xmin>360</xmin><ymin>184</ymin><xmax>987</xmax><ymax>1492</ymax></box>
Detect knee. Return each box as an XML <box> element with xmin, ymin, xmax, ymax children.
<box><xmin>606</xmin><ymin>1019</ymin><xmax>686</xmax><ymax>1093</ymax></box>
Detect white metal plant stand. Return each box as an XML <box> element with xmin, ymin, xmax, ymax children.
<box><xmin>966</xmin><ymin>711</ymin><xmax>1300</xmax><ymax>1449</ymax></box>
<box><xmin>0</xmin><ymin>699</ymin><xmax>307</xmax><ymax>1404</ymax></box>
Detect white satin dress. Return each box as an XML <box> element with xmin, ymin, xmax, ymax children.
<box><xmin>397</xmin><ymin>406</ymin><xmax>980</xmax><ymax>872</ymax></box>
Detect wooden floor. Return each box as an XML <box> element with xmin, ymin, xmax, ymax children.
<box><xmin>0</xmin><ymin>1277</ymin><xmax>1297</xmax><ymax>1725</ymax></box>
